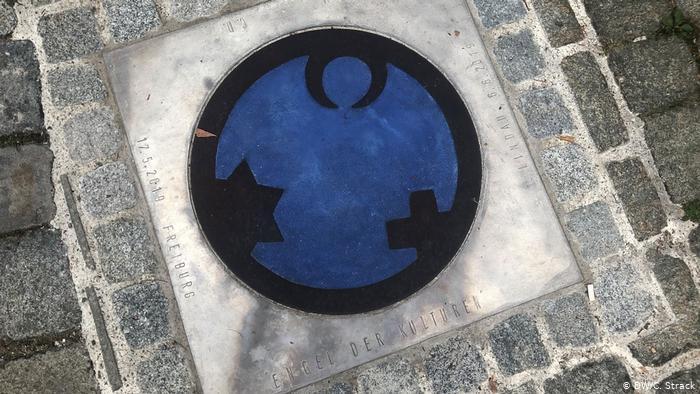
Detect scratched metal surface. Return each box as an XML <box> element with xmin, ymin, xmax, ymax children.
<box><xmin>104</xmin><ymin>0</ymin><xmax>582</xmax><ymax>392</ymax></box>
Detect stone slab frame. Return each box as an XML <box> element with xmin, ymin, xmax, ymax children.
<box><xmin>105</xmin><ymin>0</ymin><xmax>582</xmax><ymax>391</ymax></box>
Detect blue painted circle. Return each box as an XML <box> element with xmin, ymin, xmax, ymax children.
<box><xmin>190</xmin><ymin>29</ymin><xmax>481</xmax><ymax>314</ymax></box>
<box><xmin>215</xmin><ymin>56</ymin><xmax>458</xmax><ymax>289</ymax></box>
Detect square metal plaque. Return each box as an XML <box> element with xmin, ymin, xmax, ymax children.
<box><xmin>105</xmin><ymin>0</ymin><xmax>582</xmax><ymax>392</ymax></box>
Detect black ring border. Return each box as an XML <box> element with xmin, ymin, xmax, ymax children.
<box><xmin>189</xmin><ymin>28</ymin><xmax>482</xmax><ymax>315</ymax></box>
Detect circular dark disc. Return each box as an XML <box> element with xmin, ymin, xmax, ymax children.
<box><xmin>190</xmin><ymin>28</ymin><xmax>481</xmax><ymax>315</ymax></box>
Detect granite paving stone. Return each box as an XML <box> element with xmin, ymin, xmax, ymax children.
<box><xmin>690</xmin><ymin>227</ymin><xmax>700</xmax><ymax>258</ymax></box>
<box><xmin>47</xmin><ymin>64</ymin><xmax>107</xmax><ymax>107</ymax></box>
<box><xmin>503</xmin><ymin>381</ymin><xmax>539</xmax><ymax>394</ymax></box>
<box><xmin>561</xmin><ymin>52</ymin><xmax>627</xmax><ymax>151</ymax></box>
<box><xmin>678</xmin><ymin>0</ymin><xmax>700</xmax><ymax>24</ymax></box>
<box><xmin>0</xmin><ymin>0</ymin><xmax>17</xmax><ymax>37</ymax></box>
<box><xmin>518</xmin><ymin>88</ymin><xmax>573</xmax><ymax>138</ymax></box>
<box><xmin>488</xmin><ymin>314</ymin><xmax>550</xmax><ymax>376</ymax></box>
<box><xmin>425</xmin><ymin>335</ymin><xmax>487</xmax><ymax>393</ymax></box>
<box><xmin>0</xmin><ymin>228</ymin><xmax>81</xmax><ymax>340</ymax></box>
<box><xmin>0</xmin><ymin>144</ymin><xmax>56</xmax><ymax>234</ymax></box>
<box><xmin>0</xmin><ymin>40</ymin><xmax>44</xmax><ymax>138</ymax></box>
<box><xmin>642</xmin><ymin>103</ymin><xmax>700</xmax><ymax>205</ymax></box>
<box><xmin>0</xmin><ymin>343</ymin><xmax>97</xmax><ymax>393</ymax></box>
<box><xmin>543</xmin><ymin>357</ymin><xmax>632</xmax><ymax>393</ymax></box>
<box><xmin>63</xmin><ymin>107</ymin><xmax>122</xmax><ymax>162</ymax></box>
<box><xmin>136</xmin><ymin>346</ymin><xmax>195</xmax><ymax>394</ymax></box>
<box><xmin>543</xmin><ymin>293</ymin><xmax>597</xmax><ymax>347</ymax></box>
<box><xmin>541</xmin><ymin>144</ymin><xmax>597</xmax><ymax>202</ymax></box>
<box><xmin>104</xmin><ymin>0</ymin><xmax>161</xmax><ymax>43</ymax></box>
<box><xmin>357</xmin><ymin>356</ymin><xmax>421</xmax><ymax>393</ymax></box>
<box><xmin>494</xmin><ymin>30</ymin><xmax>546</xmax><ymax>83</ymax></box>
<box><xmin>607</xmin><ymin>37</ymin><xmax>697</xmax><ymax>114</ymax></box>
<box><xmin>607</xmin><ymin>158</ymin><xmax>666</xmax><ymax>240</ymax></box>
<box><xmin>565</xmin><ymin>202</ymin><xmax>625</xmax><ymax>261</ymax></box>
<box><xmin>629</xmin><ymin>323</ymin><xmax>699</xmax><ymax>367</ymax></box>
<box><xmin>582</xmin><ymin>0</ymin><xmax>671</xmax><ymax>49</ymax></box>
<box><xmin>656</xmin><ymin>364</ymin><xmax>700</xmax><ymax>393</ymax></box>
<box><xmin>112</xmin><ymin>282</ymin><xmax>170</xmax><ymax>349</ymax></box>
<box><xmin>532</xmin><ymin>0</ymin><xmax>583</xmax><ymax>47</ymax></box>
<box><xmin>78</xmin><ymin>162</ymin><xmax>137</xmax><ymax>218</ymax></box>
<box><xmin>647</xmin><ymin>250</ymin><xmax>699</xmax><ymax>321</ymax></box>
<box><xmin>472</xmin><ymin>0</ymin><xmax>527</xmax><ymax>29</ymax></box>
<box><xmin>593</xmin><ymin>257</ymin><xmax>654</xmax><ymax>332</ymax></box>
<box><xmin>167</xmin><ymin>0</ymin><xmax>228</xmax><ymax>22</ymax></box>
<box><xmin>95</xmin><ymin>217</ymin><xmax>158</xmax><ymax>283</ymax></box>
<box><xmin>38</xmin><ymin>7</ymin><xmax>103</xmax><ymax>63</ymax></box>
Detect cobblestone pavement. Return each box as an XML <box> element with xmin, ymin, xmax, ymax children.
<box><xmin>0</xmin><ymin>0</ymin><xmax>698</xmax><ymax>393</ymax></box>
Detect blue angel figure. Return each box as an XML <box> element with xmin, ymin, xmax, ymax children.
<box><xmin>215</xmin><ymin>56</ymin><xmax>458</xmax><ymax>289</ymax></box>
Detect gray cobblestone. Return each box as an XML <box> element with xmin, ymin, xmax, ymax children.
<box><xmin>504</xmin><ymin>381</ymin><xmax>538</xmax><ymax>394</ymax></box>
<box><xmin>0</xmin><ymin>40</ymin><xmax>44</xmax><ymax>137</ymax></box>
<box><xmin>167</xmin><ymin>0</ymin><xmax>228</xmax><ymax>22</ymax></box>
<box><xmin>582</xmin><ymin>0</ymin><xmax>671</xmax><ymax>49</ymax></box>
<box><xmin>489</xmin><ymin>314</ymin><xmax>550</xmax><ymax>376</ymax></box>
<box><xmin>38</xmin><ymin>7</ymin><xmax>103</xmax><ymax>63</ymax></box>
<box><xmin>0</xmin><ymin>144</ymin><xmax>55</xmax><ymax>234</ymax></box>
<box><xmin>593</xmin><ymin>257</ymin><xmax>654</xmax><ymax>332</ymax></box>
<box><xmin>0</xmin><ymin>228</ymin><xmax>81</xmax><ymax>340</ymax></box>
<box><xmin>532</xmin><ymin>0</ymin><xmax>583</xmax><ymax>47</ymax></box>
<box><xmin>565</xmin><ymin>202</ymin><xmax>624</xmax><ymax>261</ymax></box>
<box><xmin>113</xmin><ymin>282</ymin><xmax>169</xmax><ymax>349</ymax></box>
<box><xmin>47</xmin><ymin>64</ymin><xmax>107</xmax><ymax>107</ymax></box>
<box><xmin>518</xmin><ymin>87</ymin><xmax>572</xmax><ymax>138</ymax></box>
<box><xmin>607</xmin><ymin>37</ymin><xmax>697</xmax><ymax>114</ymax></box>
<box><xmin>642</xmin><ymin>103</ymin><xmax>700</xmax><ymax>205</ymax></box>
<box><xmin>656</xmin><ymin>364</ymin><xmax>700</xmax><ymax>393</ymax></box>
<box><xmin>541</xmin><ymin>144</ymin><xmax>597</xmax><ymax>202</ymax></box>
<box><xmin>0</xmin><ymin>343</ymin><xmax>97</xmax><ymax>393</ymax></box>
<box><xmin>629</xmin><ymin>323</ymin><xmax>699</xmax><ymax>367</ymax></box>
<box><xmin>95</xmin><ymin>217</ymin><xmax>157</xmax><ymax>283</ymax></box>
<box><xmin>78</xmin><ymin>162</ymin><xmax>137</xmax><ymax>218</ymax></box>
<box><xmin>425</xmin><ymin>336</ymin><xmax>487</xmax><ymax>393</ymax></box>
<box><xmin>690</xmin><ymin>227</ymin><xmax>700</xmax><ymax>258</ymax></box>
<box><xmin>0</xmin><ymin>0</ymin><xmax>16</xmax><ymax>37</ymax></box>
<box><xmin>561</xmin><ymin>52</ymin><xmax>627</xmax><ymax>151</ymax></box>
<box><xmin>357</xmin><ymin>356</ymin><xmax>420</xmax><ymax>394</ymax></box>
<box><xmin>648</xmin><ymin>250</ymin><xmax>699</xmax><ymax>321</ymax></box>
<box><xmin>543</xmin><ymin>293</ymin><xmax>597</xmax><ymax>347</ymax></box>
<box><xmin>678</xmin><ymin>0</ymin><xmax>700</xmax><ymax>24</ymax></box>
<box><xmin>104</xmin><ymin>0</ymin><xmax>161</xmax><ymax>43</ymax></box>
<box><xmin>136</xmin><ymin>346</ymin><xmax>195</xmax><ymax>394</ymax></box>
<box><xmin>607</xmin><ymin>158</ymin><xmax>666</xmax><ymax>240</ymax></box>
<box><xmin>543</xmin><ymin>357</ymin><xmax>632</xmax><ymax>394</ymax></box>
<box><xmin>494</xmin><ymin>30</ymin><xmax>546</xmax><ymax>83</ymax></box>
<box><xmin>63</xmin><ymin>107</ymin><xmax>121</xmax><ymax>162</ymax></box>
<box><xmin>472</xmin><ymin>0</ymin><xmax>526</xmax><ymax>29</ymax></box>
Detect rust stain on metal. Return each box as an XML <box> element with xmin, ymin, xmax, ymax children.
<box><xmin>195</xmin><ymin>128</ymin><xmax>216</xmax><ymax>138</ymax></box>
